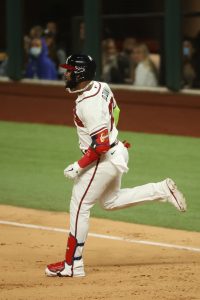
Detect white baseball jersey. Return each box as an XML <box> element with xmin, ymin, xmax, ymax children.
<box><xmin>73</xmin><ymin>81</ymin><xmax>118</xmax><ymax>151</ymax></box>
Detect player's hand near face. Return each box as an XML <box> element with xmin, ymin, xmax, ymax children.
<box><xmin>64</xmin><ymin>162</ymin><xmax>82</xmax><ymax>179</ymax></box>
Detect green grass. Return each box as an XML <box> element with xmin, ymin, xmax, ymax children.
<box><xmin>0</xmin><ymin>121</ymin><xmax>200</xmax><ymax>231</ymax></box>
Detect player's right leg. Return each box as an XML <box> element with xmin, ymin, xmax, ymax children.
<box><xmin>45</xmin><ymin>161</ymin><xmax>99</xmax><ymax>277</ymax></box>
<box><xmin>45</xmin><ymin>158</ymin><xmax>118</xmax><ymax>277</ymax></box>
<box><xmin>100</xmin><ymin>176</ymin><xmax>186</xmax><ymax>212</ymax></box>
<box><xmin>98</xmin><ymin>144</ymin><xmax>186</xmax><ymax>212</ymax></box>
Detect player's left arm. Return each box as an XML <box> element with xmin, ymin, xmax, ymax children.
<box><xmin>79</xmin><ymin>126</ymin><xmax>110</xmax><ymax>166</ymax></box>
<box><xmin>64</xmin><ymin>101</ymin><xmax>111</xmax><ymax>179</ymax></box>
<box><xmin>64</xmin><ymin>127</ymin><xmax>110</xmax><ymax>179</ymax></box>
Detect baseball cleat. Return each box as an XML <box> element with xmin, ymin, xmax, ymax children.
<box><xmin>45</xmin><ymin>261</ymin><xmax>66</xmax><ymax>277</ymax></box>
<box><xmin>45</xmin><ymin>259</ymin><xmax>85</xmax><ymax>277</ymax></box>
<box><xmin>165</xmin><ymin>178</ymin><xmax>187</xmax><ymax>212</ymax></box>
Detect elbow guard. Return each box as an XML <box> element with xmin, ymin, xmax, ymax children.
<box><xmin>91</xmin><ymin>128</ymin><xmax>110</xmax><ymax>154</ymax></box>
<box><xmin>78</xmin><ymin>128</ymin><xmax>110</xmax><ymax>168</ymax></box>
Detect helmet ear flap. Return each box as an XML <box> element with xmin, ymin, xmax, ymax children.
<box><xmin>75</xmin><ymin>74</ymin><xmax>81</xmax><ymax>81</ymax></box>
<box><xmin>75</xmin><ymin>72</ymin><xmax>87</xmax><ymax>83</ymax></box>
<box><xmin>66</xmin><ymin>71</ymin><xmax>78</xmax><ymax>90</ymax></box>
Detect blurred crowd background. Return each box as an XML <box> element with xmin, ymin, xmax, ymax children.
<box><xmin>1</xmin><ymin>0</ymin><xmax>200</xmax><ymax>89</ymax></box>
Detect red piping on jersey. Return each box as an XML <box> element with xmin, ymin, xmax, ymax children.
<box><xmin>74</xmin><ymin>159</ymin><xmax>100</xmax><ymax>238</ymax></box>
<box><xmin>77</xmin><ymin>82</ymin><xmax>101</xmax><ymax>103</ymax></box>
<box><xmin>73</xmin><ymin>108</ymin><xmax>84</xmax><ymax>127</ymax></box>
<box><xmin>109</xmin><ymin>97</ymin><xmax>114</xmax><ymax>131</ymax></box>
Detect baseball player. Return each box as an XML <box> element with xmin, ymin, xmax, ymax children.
<box><xmin>45</xmin><ymin>54</ymin><xmax>187</xmax><ymax>278</ymax></box>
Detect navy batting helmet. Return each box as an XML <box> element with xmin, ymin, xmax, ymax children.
<box><xmin>60</xmin><ymin>54</ymin><xmax>96</xmax><ymax>90</ymax></box>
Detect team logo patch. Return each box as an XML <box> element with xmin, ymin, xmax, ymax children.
<box><xmin>100</xmin><ymin>132</ymin><xmax>109</xmax><ymax>142</ymax></box>
<box><xmin>102</xmin><ymin>87</ymin><xmax>110</xmax><ymax>101</ymax></box>
<box><xmin>75</xmin><ymin>66</ymin><xmax>85</xmax><ymax>73</ymax></box>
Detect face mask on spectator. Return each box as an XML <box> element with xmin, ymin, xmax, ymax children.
<box><xmin>30</xmin><ymin>47</ymin><xmax>42</xmax><ymax>57</ymax></box>
<box><xmin>183</xmin><ymin>47</ymin><xmax>190</xmax><ymax>56</ymax></box>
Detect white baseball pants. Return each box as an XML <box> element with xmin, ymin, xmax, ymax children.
<box><xmin>69</xmin><ymin>142</ymin><xmax>170</xmax><ymax>258</ymax></box>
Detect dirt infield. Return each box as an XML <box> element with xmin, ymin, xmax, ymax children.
<box><xmin>0</xmin><ymin>205</ymin><xmax>200</xmax><ymax>300</ymax></box>
<box><xmin>1</xmin><ymin>81</ymin><xmax>200</xmax><ymax>137</ymax></box>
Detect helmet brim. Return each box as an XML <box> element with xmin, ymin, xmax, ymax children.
<box><xmin>59</xmin><ymin>64</ymin><xmax>76</xmax><ymax>70</ymax></box>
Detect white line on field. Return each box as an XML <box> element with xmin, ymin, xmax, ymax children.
<box><xmin>0</xmin><ymin>220</ymin><xmax>200</xmax><ymax>253</ymax></box>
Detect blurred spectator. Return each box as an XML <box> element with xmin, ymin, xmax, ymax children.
<box><xmin>30</xmin><ymin>25</ymin><xmax>43</xmax><ymax>39</ymax></box>
<box><xmin>24</xmin><ymin>25</ymin><xmax>44</xmax><ymax>52</ymax></box>
<box><xmin>0</xmin><ymin>52</ymin><xmax>8</xmax><ymax>76</ymax></box>
<box><xmin>44</xmin><ymin>21</ymin><xmax>66</xmax><ymax>79</ymax></box>
<box><xmin>193</xmin><ymin>33</ymin><xmax>200</xmax><ymax>88</ymax></box>
<box><xmin>45</xmin><ymin>32</ymin><xmax>59</xmax><ymax>64</ymax></box>
<box><xmin>75</xmin><ymin>21</ymin><xmax>85</xmax><ymax>53</ymax></box>
<box><xmin>182</xmin><ymin>39</ymin><xmax>200</xmax><ymax>88</ymax></box>
<box><xmin>79</xmin><ymin>21</ymin><xmax>85</xmax><ymax>52</ymax></box>
<box><xmin>25</xmin><ymin>38</ymin><xmax>57</xmax><ymax>80</ymax></box>
<box><xmin>101</xmin><ymin>38</ymin><xmax>122</xmax><ymax>83</ymax></box>
<box><xmin>182</xmin><ymin>40</ymin><xmax>196</xmax><ymax>88</ymax></box>
<box><xmin>132</xmin><ymin>43</ymin><xmax>158</xmax><ymax>87</ymax></box>
<box><xmin>45</xmin><ymin>22</ymin><xmax>57</xmax><ymax>35</ymax></box>
<box><xmin>118</xmin><ymin>38</ymin><xmax>137</xmax><ymax>84</ymax></box>
<box><xmin>24</xmin><ymin>25</ymin><xmax>44</xmax><ymax>65</ymax></box>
